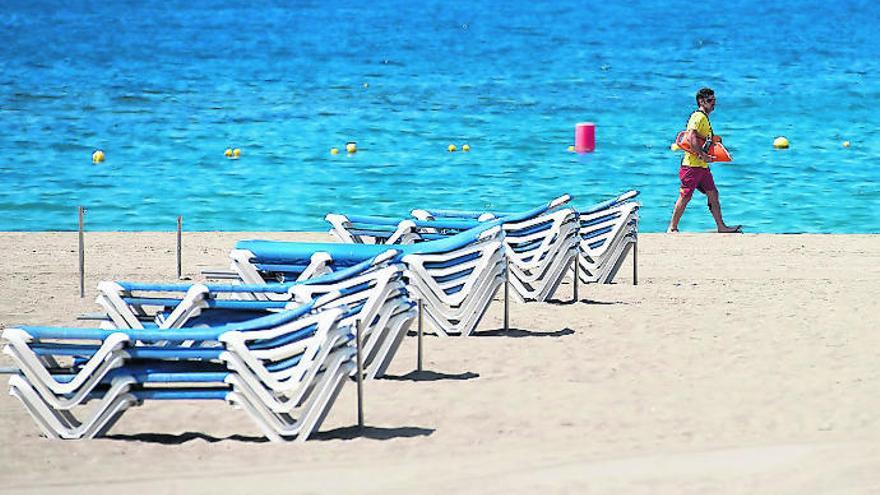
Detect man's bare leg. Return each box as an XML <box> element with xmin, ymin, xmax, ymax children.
<box><xmin>667</xmin><ymin>193</ymin><xmax>691</xmax><ymax>233</ymax></box>
<box><xmin>706</xmin><ymin>189</ymin><xmax>741</xmax><ymax>233</ymax></box>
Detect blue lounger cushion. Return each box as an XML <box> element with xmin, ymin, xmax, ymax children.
<box><xmin>79</xmin><ymin>387</ymin><xmax>232</xmax><ymax>401</ymax></box>
<box><xmin>116</xmin><ymin>249</ymin><xmax>401</xmax><ymax>294</ymax></box>
<box><xmin>18</xmin><ymin>301</ymin><xmax>317</xmax><ymax>342</ymax></box>
<box><xmin>417</xmin><ymin>191</ymin><xmax>635</xmax><ymax>221</ymax></box>
<box><xmin>52</xmin><ymin>361</ymin><xmax>231</xmax><ymax>385</ymax></box>
<box><xmin>415</xmin><ymin>194</ymin><xmax>573</xmax><ymax>223</ymax></box>
<box><xmin>343</xmin><ymin>214</ymin><xmax>406</xmax><ymax>227</ymax></box>
<box><xmin>31</xmin><ymin>344</ymin><xmax>224</xmax><ymax>361</ymax></box>
<box><xmin>118</xmin><ymin>281</ymin><xmax>294</xmax><ymax>294</ymax></box>
<box><xmin>405</xmin><ymin>196</ymin><xmax>572</xmax><ymax>232</ymax></box>
<box><xmin>130</xmin><ymin>389</ymin><xmax>231</xmax><ymax>400</ymax></box>
<box><xmin>237</xmin><ymin>222</ymin><xmax>498</xmax><ymax>267</ymax></box>
<box><xmin>578</xmin><ymin>190</ymin><xmax>640</xmax><ymax>215</ymax></box>
<box><xmin>122</xmin><ymin>298</ymin><xmax>288</xmax><ymax>311</ymax></box>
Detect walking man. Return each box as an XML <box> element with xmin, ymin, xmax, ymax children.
<box><xmin>668</xmin><ymin>87</ymin><xmax>741</xmax><ymax>233</ymax></box>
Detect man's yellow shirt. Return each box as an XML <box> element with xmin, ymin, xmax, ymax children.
<box><xmin>681</xmin><ymin>110</ymin><xmax>713</xmax><ymax>169</ymax></box>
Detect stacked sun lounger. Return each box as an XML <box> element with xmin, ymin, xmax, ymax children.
<box><xmin>3</xmin><ymin>296</ymin><xmax>357</xmax><ymax>441</ymax></box>
<box><xmin>409</xmin><ymin>196</ymin><xmax>580</xmax><ymax>302</ymax></box>
<box><xmin>221</xmin><ymin>224</ymin><xmax>507</xmax><ymax>337</ymax></box>
<box><xmin>94</xmin><ymin>250</ymin><xmax>415</xmax><ymax>379</ymax></box>
<box><xmin>326</xmin><ymin>195</ymin><xmax>585</xmax><ymax>302</ymax></box>
<box><xmin>410</xmin><ymin>191</ymin><xmax>641</xmax><ymax>288</ymax></box>
<box><xmin>573</xmin><ymin>191</ymin><xmax>640</xmax><ymax>284</ymax></box>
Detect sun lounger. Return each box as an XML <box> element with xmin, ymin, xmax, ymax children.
<box><xmin>3</xmin><ymin>298</ymin><xmax>360</xmax><ymax>441</ymax></box>
<box><xmin>226</xmin><ymin>224</ymin><xmax>506</xmax><ymax>336</ymax></box>
<box><xmin>328</xmin><ymin>195</ymin><xmax>580</xmax><ymax>302</ymax></box>
<box><xmin>408</xmin><ymin>191</ymin><xmax>640</xmax><ymax>288</ymax></box>
<box><xmin>574</xmin><ymin>192</ymin><xmax>640</xmax><ymax>284</ymax></box>
<box><xmin>93</xmin><ymin>250</ymin><xmax>412</xmax><ymax>379</ymax></box>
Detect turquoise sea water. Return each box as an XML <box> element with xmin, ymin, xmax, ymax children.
<box><xmin>1</xmin><ymin>0</ymin><xmax>878</xmax><ymax>233</ymax></box>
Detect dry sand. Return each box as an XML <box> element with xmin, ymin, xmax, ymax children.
<box><xmin>1</xmin><ymin>232</ymin><xmax>879</xmax><ymax>494</ymax></box>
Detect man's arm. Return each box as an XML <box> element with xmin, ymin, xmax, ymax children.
<box><xmin>685</xmin><ymin>129</ymin><xmax>713</xmax><ymax>162</ymax></box>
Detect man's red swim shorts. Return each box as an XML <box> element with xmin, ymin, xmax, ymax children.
<box><xmin>679</xmin><ymin>166</ymin><xmax>717</xmax><ymax>199</ymax></box>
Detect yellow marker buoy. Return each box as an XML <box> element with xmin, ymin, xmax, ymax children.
<box><xmin>567</xmin><ymin>145</ymin><xmax>575</xmax><ymax>152</ymax></box>
<box><xmin>224</xmin><ymin>148</ymin><xmax>233</xmax><ymax>158</ymax></box>
<box><xmin>92</xmin><ymin>150</ymin><xmax>105</xmax><ymax>163</ymax></box>
<box><xmin>773</xmin><ymin>136</ymin><xmax>789</xmax><ymax>149</ymax></box>
<box><xmin>462</xmin><ymin>144</ymin><xmax>470</xmax><ymax>152</ymax></box>
<box><xmin>447</xmin><ymin>144</ymin><xmax>456</xmax><ymax>152</ymax></box>
<box><xmin>331</xmin><ymin>148</ymin><xmax>339</xmax><ymax>155</ymax></box>
<box><xmin>346</xmin><ymin>142</ymin><xmax>357</xmax><ymax>153</ymax></box>
<box><xmin>843</xmin><ymin>141</ymin><xmax>850</xmax><ymax>148</ymax></box>
<box><xmin>232</xmin><ymin>148</ymin><xmax>241</xmax><ymax>158</ymax></box>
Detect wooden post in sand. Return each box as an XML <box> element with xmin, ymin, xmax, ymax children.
<box><xmin>78</xmin><ymin>206</ymin><xmax>85</xmax><ymax>298</ymax></box>
<box><xmin>633</xmin><ymin>240</ymin><xmax>638</xmax><ymax>285</ymax></box>
<box><xmin>417</xmin><ymin>299</ymin><xmax>423</xmax><ymax>372</ymax></box>
<box><xmin>176</xmin><ymin>216</ymin><xmax>183</xmax><ymax>279</ymax></box>
<box><xmin>355</xmin><ymin>318</ymin><xmax>364</xmax><ymax>430</ymax></box>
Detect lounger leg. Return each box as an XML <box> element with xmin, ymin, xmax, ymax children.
<box><xmin>573</xmin><ymin>254</ymin><xmax>579</xmax><ymax>302</ymax></box>
<box><xmin>633</xmin><ymin>239</ymin><xmax>638</xmax><ymax>285</ymax></box>
<box><xmin>417</xmin><ymin>299</ymin><xmax>423</xmax><ymax>372</ymax></box>
<box><xmin>355</xmin><ymin>319</ymin><xmax>365</xmax><ymax>430</ymax></box>
<box><xmin>504</xmin><ymin>259</ymin><xmax>510</xmax><ymax>332</ymax></box>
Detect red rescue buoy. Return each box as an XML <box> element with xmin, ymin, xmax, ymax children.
<box><xmin>673</xmin><ymin>131</ymin><xmax>732</xmax><ymax>162</ymax></box>
<box><xmin>575</xmin><ymin>122</ymin><xmax>595</xmax><ymax>153</ymax></box>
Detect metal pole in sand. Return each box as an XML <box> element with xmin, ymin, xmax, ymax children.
<box><xmin>633</xmin><ymin>239</ymin><xmax>638</xmax><ymax>285</ymax></box>
<box><xmin>355</xmin><ymin>318</ymin><xmax>365</xmax><ymax>430</ymax></box>
<box><xmin>504</xmin><ymin>258</ymin><xmax>510</xmax><ymax>332</ymax></box>
<box><xmin>573</xmin><ymin>253</ymin><xmax>579</xmax><ymax>302</ymax></box>
<box><xmin>176</xmin><ymin>215</ymin><xmax>182</xmax><ymax>279</ymax></box>
<box><xmin>417</xmin><ymin>299</ymin><xmax>423</xmax><ymax>372</ymax></box>
<box><xmin>78</xmin><ymin>206</ymin><xmax>85</xmax><ymax>298</ymax></box>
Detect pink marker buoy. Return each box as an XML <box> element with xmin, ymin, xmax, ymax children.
<box><xmin>575</xmin><ymin>122</ymin><xmax>595</xmax><ymax>153</ymax></box>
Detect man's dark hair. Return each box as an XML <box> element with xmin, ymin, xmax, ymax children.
<box><xmin>696</xmin><ymin>87</ymin><xmax>715</xmax><ymax>105</ymax></box>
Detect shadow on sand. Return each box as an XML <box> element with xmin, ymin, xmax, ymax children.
<box><xmin>312</xmin><ymin>425</ymin><xmax>435</xmax><ymax>441</ymax></box>
<box><xmin>381</xmin><ymin>370</ymin><xmax>479</xmax><ymax>382</ymax></box>
<box><xmin>105</xmin><ymin>432</ymin><xmax>269</xmax><ymax>445</ymax></box>
<box><xmin>472</xmin><ymin>327</ymin><xmax>574</xmax><ymax>338</ymax></box>
<box><xmin>546</xmin><ymin>297</ymin><xmax>623</xmax><ymax>306</ymax></box>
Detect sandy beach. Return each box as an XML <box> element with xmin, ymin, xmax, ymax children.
<box><xmin>1</xmin><ymin>232</ymin><xmax>879</xmax><ymax>494</ymax></box>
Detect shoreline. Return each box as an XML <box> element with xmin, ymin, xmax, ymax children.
<box><xmin>1</xmin><ymin>232</ymin><xmax>879</xmax><ymax>493</ymax></box>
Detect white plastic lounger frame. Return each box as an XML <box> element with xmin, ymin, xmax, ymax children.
<box><xmin>229</xmin><ymin>226</ymin><xmax>506</xmax><ymax>336</ymax></box>
<box><xmin>498</xmin><ymin>206</ymin><xmax>580</xmax><ymax>302</ymax></box>
<box><xmin>94</xmin><ymin>266</ymin><xmax>411</xmax><ymax>379</ymax></box>
<box><xmin>355</xmin><ymin>195</ymin><xmax>581</xmax><ymax>302</ymax></box>
<box><xmin>575</xmin><ymin>201</ymin><xmax>640</xmax><ymax>284</ymax></box>
<box><xmin>96</xmin><ymin>250</ymin><xmax>401</xmax><ymax>329</ymax></box>
<box><xmin>4</xmin><ymin>307</ymin><xmax>359</xmax><ymax>441</ymax></box>
<box><xmin>326</xmin><ymin>214</ymin><xmax>422</xmax><ymax>245</ymax></box>
<box><xmin>401</xmin><ymin>239</ymin><xmax>505</xmax><ymax>335</ymax></box>
<box><xmin>2</xmin><ymin>306</ymin><xmax>345</xmax><ymax>409</ymax></box>
<box><xmin>409</xmin><ymin>192</ymin><xmax>640</xmax><ymax>291</ymax></box>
